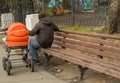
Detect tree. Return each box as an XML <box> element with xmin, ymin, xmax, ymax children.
<box><xmin>0</xmin><ymin>0</ymin><xmax>9</xmax><ymax>13</ymax></box>
<box><xmin>106</xmin><ymin>0</ymin><xmax>120</xmax><ymax>34</ymax></box>
<box><xmin>62</xmin><ymin>0</ymin><xmax>70</xmax><ymax>9</ymax></box>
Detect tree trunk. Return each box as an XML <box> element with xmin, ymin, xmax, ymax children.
<box><xmin>118</xmin><ymin>0</ymin><xmax>120</xmax><ymax>33</ymax></box>
<box><xmin>106</xmin><ymin>0</ymin><xmax>120</xmax><ymax>34</ymax></box>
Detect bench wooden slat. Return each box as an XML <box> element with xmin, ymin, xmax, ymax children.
<box><xmin>54</xmin><ymin>37</ymin><xmax>120</xmax><ymax>54</ymax></box>
<box><xmin>55</xmin><ymin>32</ymin><xmax>120</xmax><ymax>48</ymax></box>
<box><xmin>40</xmin><ymin>48</ymin><xmax>120</xmax><ymax>79</ymax></box>
<box><xmin>53</xmin><ymin>40</ymin><xmax>120</xmax><ymax>60</ymax></box>
<box><xmin>49</xmin><ymin>48</ymin><xmax>120</xmax><ymax>70</ymax></box>
<box><xmin>60</xmin><ymin>30</ymin><xmax>120</xmax><ymax>40</ymax></box>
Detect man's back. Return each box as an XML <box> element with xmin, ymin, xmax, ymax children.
<box><xmin>30</xmin><ymin>17</ymin><xmax>59</xmax><ymax>48</ymax></box>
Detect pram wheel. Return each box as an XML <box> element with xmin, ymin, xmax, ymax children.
<box><xmin>2</xmin><ymin>57</ymin><xmax>8</xmax><ymax>70</ymax></box>
<box><xmin>22</xmin><ymin>55</ymin><xmax>29</xmax><ymax>67</ymax></box>
<box><xmin>6</xmin><ymin>60</ymin><xmax>12</xmax><ymax>75</ymax></box>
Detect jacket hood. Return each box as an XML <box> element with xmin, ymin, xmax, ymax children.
<box><xmin>40</xmin><ymin>18</ymin><xmax>52</xmax><ymax>26</ymax></box>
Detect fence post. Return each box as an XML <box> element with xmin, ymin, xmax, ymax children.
<box><xmin>10</xmin><ymin>0</ymin><xmax>12</xmax><ymax>10</ymax></box>
<box><xmin>17</xmin><ymin>0</ymin><xmax>23</xmax><ymax>22</ymax></box>
<box><xmin>43</xmin><ymin>0</ymin><xmax>46</xmax><ymax>14</ymax></box>
<box><xmin>71</xmin><ymin>0</ymin><xmax>75</xmax><ymax>26</ymax></box>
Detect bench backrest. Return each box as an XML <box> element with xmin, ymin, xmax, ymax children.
<box><xmin>53</xmin><ymin>30</ymin><xmax>120</xmax><ymax>63</ymax></box>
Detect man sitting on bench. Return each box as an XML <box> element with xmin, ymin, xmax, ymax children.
<box><xmin>29</xmin><ymin>12</ymin><xmax>59</xmax><ymax>64</ymax></box>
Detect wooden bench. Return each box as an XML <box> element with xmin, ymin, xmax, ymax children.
<box><xmin>39</xmin><ymin>30</ymin><xmax>120</xmax><ymax>80</ymax></box>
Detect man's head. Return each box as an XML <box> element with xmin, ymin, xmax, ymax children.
<box><xmin>38</xmin><ymin>12</ymin><xmax>46</xmax><ymax>20</ymax></box>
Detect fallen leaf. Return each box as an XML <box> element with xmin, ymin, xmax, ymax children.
<box><xmin>102</xmin><ymin>80</ymin><xmax>106</xmax><ymax>83</ymax></box>
<box><xmin>73</xmin><ymin>79</ymin><xmax>77</xmax><ymax>82</ymax></box>
<box><xmin>53</xmin><ymin>68</ymin><xmax>63</xmax><ymax>73</ymax></box>
<box><xmin>39</xmin><ymin>76</ymin><xmax>43</xmax><ymax>79</ymax></box>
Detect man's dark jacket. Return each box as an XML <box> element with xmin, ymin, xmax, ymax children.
<box><xmin>29</xmin><ymin>17</ymin><xmax>59</xmax><ymax>48</ymax></box>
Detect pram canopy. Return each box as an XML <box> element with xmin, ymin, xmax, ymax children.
<box><xmin>7</xmin><ymin>22</ymin><xmax>29</xmax><ymax>47</ymax></box>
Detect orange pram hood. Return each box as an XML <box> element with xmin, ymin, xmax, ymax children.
<box><xmin>7</xmin><ymin>22</ymin><xmax>29</xmax><ymax>47</ymax></box>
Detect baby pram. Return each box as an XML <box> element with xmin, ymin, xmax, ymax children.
<box><xmin>2</xmin><ymin>22</ymin><xmax>34</xmax><ymax>75</ymax></box>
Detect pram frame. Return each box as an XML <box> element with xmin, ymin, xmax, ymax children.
<box><xmin>2</xmin><ymin>46</ymin><xmax>34</xmax><ymax>75</ymax></box>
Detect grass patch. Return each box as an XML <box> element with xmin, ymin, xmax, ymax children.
<box><xmin>64</xmin><ymin>24</ymin><xmax>106</xmax><ymax>33</ymax></box>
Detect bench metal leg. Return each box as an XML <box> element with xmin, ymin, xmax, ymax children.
<box><xmin>44</xmin><ymin>53</ymin><xmax>53</xmax><ymax>66</ymax></box>
<box><xmin>78</xmin><ymin>65</ymin><xmax>88</xmax><ymax>80</ymax></box>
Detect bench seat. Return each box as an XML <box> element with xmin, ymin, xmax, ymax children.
<box><xmin>41</xmin><ymin>47</ymin><xmax>120</xmax><ymax>79</ymax></box>
<box><xmin>40</xmin><ymin>30</ymin><xmax>120</xmax><ymax>80</ymax></box>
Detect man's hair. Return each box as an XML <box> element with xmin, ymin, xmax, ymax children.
<box><xmin>38</xmin><ymin>13</ymin><xmax>46</xmax><ymax>20</ymax></box>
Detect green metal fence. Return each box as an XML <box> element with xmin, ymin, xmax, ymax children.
<box><xmin>0</xmin><ymin>0</ymin><xmax>106</xmax><ymax>28</ymax></box>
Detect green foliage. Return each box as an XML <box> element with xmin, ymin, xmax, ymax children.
<box><xmin>62</xmin><ymin>0</ymin><xmax>70</xmax><ymax>9</ymax></box>
<box><xmin>46</xmin><ymin>0</ymin><xmax>51</xmax><ymax>3</ymax></box>
<box><xmin>64</xmin><ymin>24</ymin><xmax>106</xmax><ymax>33</ymax></box>
<box><xmin>102</xmin><ymin>24</ymin><xmax>110</xmax><ymax>34</ymax></box>
<box><xmin>58</xmin><ymin>0</ymin><xmax>61</xmax><ymax>3</ymax></box>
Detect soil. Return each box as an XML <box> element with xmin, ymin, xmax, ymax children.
<box><xmin>39</xmin><ymin>56</ymin><xmax>120</xmax><ymax>83</ymax></box>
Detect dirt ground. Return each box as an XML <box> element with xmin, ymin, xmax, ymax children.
<box><xmin>39</xmin><ymin>55</ymin><xmax>120</xmax><ymax>83</ymax></box>
<box><xmin>0</xmin><ymin>33</ymin><xmax>120</xmax><ymax>83</ymax></box>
